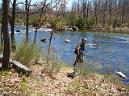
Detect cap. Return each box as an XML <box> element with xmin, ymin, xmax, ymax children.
<box><xmin>82</xmin><ymin>38</ymin><xmax>87</xmax><ymax>41</ymax></box>
<box><xmin>84</xmin><ymin>38</ymin><xmax>87</xmax><ymax>41</ymax></box>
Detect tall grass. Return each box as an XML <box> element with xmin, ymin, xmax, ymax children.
<box><xmin>41</xmin><ymin>49</ymin><xmax>65</xmax><ymax>77</ymax></box>
<box><xmin>14</xmin><ymin>43</ymin><xmax>40</xmax><ymax>65</ymax></box>
<box><xmin>14</xmin><ymin>43</ymin><xmax>65</xmax><ymax>78</ymax></box>
<box><xmin>74</xmin><ymin>61</ymin><xmax>102</xmax><ymax>77</ymax></box>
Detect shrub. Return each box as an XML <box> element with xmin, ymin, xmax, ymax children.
<box><xmin>75</xmin><ymin>17</ymin><xmax>85</xmax><ymax>28</ymax></box>
<box><xmin>87</xmin><ymin>18</ymin><xmax>95</xmax><ymax>26</ymax></box>
<box><xmin>15</xmin><ymin>17</ymin><xmax>24</xmax><ymax>25</ymax></box>
<box><xmin>74</xmin><ymin>61</ymin><xmax>102</xmax><ymax>77</ymax></box>
<box><xmin>41</xmin><ymin>49</ymin><xmax>65</xmax><ymax>78</ymax></box>
<box><xmin>14</xmin><ymin>43</ymin><xmax>40</xmax><ymax>65</ymax></box>
<box><xmin>49</xmin><ymin>17</ymin><xmax>67</xmax><ymax>31</ymax></box>
<box><xmin>66</xmin><ymin>15</ymin><xmax>95</xmax><ymax>29</ymax></box>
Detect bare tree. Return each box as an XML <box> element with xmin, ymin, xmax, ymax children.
<box><xmin>33</xmin><ymin>0</ymin><xmax>60</xmax><ymax>43</ymax></box>
<box><xmin>9</xmin><ymin>0</ymin><xmax>17</xmax><ymax>51</ymax></box>
<box><xmin>101</xmin><ymin>0</ymin><xmax>108</xmax><ymax>27</ymax></box>
<box><xmin>59</xmin><ymin>0</ymin><xmax>67</xmax><ymax>17</ymax></box>
<box><xmin>77</xmin><ymin>0</ymin><xmax>80</xmax><ymax>16</ymax></box>
<box><xmin>93</xmin><ymin>0</ymin><xmax>98</xmax><ymax>25</ymax></box>
<box><xmin>25</xmin><ymin>0</ymin><xmax>31</xmax><ymax>43</ymax></box>
<box><xmin>121</xmin><ymin>0</ymin><xmax>129</xmax><ymax>24</ymax></box>
<box><xmin>81</xmin><ymin>0</ymin><xmax>87</xmax><ymax>19</ymax></box>
<box><xmin>33</xmin><ymin>0</ymin><xmax>47</xmax><ymax>43</ymax></box>
<box><xmin>1</xmin><ymin>0</ymin><xmax>10</xmax><ymax>69</ymax></box>
<box><xmin>108</xmin><ymin>0</ymin><xmax>112</xmax><ymax>26</ymax></box>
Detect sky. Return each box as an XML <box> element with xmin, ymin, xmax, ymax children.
<box><xmin>0</xmin><ymin>0</ymin><xmax>74</xmax><ymax>10</ymax></box>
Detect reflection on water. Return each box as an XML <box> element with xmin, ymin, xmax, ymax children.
<box><xmin>15</xmin><ymin>31</ymin><xmax>129</xmax><ymax>83</ymax></box>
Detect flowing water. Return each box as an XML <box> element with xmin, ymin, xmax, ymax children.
<box><xmin>15</xmin><ymin>31</ymin><xmax>129</xmax><ymax>84</ymax></box>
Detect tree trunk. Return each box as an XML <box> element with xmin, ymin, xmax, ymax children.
<box><xmin>95</xmin><ymin>15</ymin><xmax>98</xmax><ymax>26</ymax></box>
<box><xmin>85</xmin><ymin>1</ymin><xmax>89</xmax><ymax>25</ymax></box>
<box><xmin>49</xmin><ymin>31</ymin><xmax>53</xmax><ymax>47</ymax></box>
<box><xmin>108</xmin><ymin>1</ymin><xmax>112</xmax><ymax>26</ymax></box>
<box><xmin>47</xmin><ymin>31</ymin><xmax>54</xmax><ymax>64</ymax></box>
<box><xmin>82</xmin><ymin>0</ymin><xmax>87</xmax><ymax>22</ymax></box>
<box><xmin>25</xmin><ymin>0</ymin><xmax>29</xmax><ymax>43</ymax></box>
<box><xmin>102</xmin><ymin>13</ymin><xmax>106</xmax><ymax>27</ymax></box>
<box><xmin>11</xmin><ymin>0</ymin><xmax>17</xmax><ymax>51</ymax></box>
<box><xmin>0</xmin><ymin>30</ymin><xmax>3</xmax><ymax>46</ymax></box>
<box><xmin>34</xmin><ymin>27</ymin><xmax>38</xmax><ymax>43</ymax></box>
<box><xmin>1</xmin><ymin>0</ymin><xmax>10</xmax><ymax>69</ymax></box>
<box><xmin>94</xmin><ymin>0</ymin><xmax>98</xmax><ymax>26</ymax></box>
<box><xmin>0</xmin><ymin>6</ymin><xmax>3</xmax><ymax>46</ymax></box>
<box><xmin>86</xmin><ymin>6</ymin><xmax>89</xmax><ymax>25</ymax></box>
<box><xmin>109</xmin><ymin>9</ymin><xmax>112</xmax><ymax>26</ymax></box>
<box><xmin>102</xmin><ymin>0</ymin><xmax>107</xmax><ymax>27</ymax></box>
<box><xmin>121</xmin><ymin>12</ymin><xmax>125</xmax><ymax>25</ymax></box>
<box><xmin>77</xmin><ymin>0</ymin><xmax>80</xmax><ymax>16</ymax></box>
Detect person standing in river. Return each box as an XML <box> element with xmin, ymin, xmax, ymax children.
<box><xmin>73</xmin><ymin>38</ymin><xmax>87</xmax><ymax>66</ymax></box>
<box><xmin>79</xmin><ymin>38</ymin><xmax>87</xmax><ymax>62</ymax></box>
<box><xmin>67</xmin><ymin>38</ymin><xmax>87</xmax><ymax>78</ymax></box>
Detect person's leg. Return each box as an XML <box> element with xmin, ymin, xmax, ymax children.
<box><xmin>81</xmin><ymin>55</ymin><xmax>83</xmax><ymax>63</ymax></box>
<box><xmin>73</xmin><ymin>55</ymin><xmax>80</xmax><ymax>77</ymax></box>
<box><xmin>73</xmin><ymin>55</ymin><xmax>78</xmax><ymax>66</ymax></box>
<box><xmin>80</xmin><ymin>51</ymin><xmax>84</xmax><ymax>63</ymax></box>
<box><xmin>78</xmin><ymin>54</ymin><xmax>83</xmax><ymax>63</ymax></box>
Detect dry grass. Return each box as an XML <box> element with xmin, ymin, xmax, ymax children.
<box><xmin>14</xmin><ymin>43</ymin><xmax>40</xmax><ymax>65</ymax></box>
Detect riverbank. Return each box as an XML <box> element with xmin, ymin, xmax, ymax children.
<box><xmin>3</xmin><ymin>24</ymin><xmax>129</xmax><ymax>34</ymax></box>
<box><xmin>0</xmin><ymin>61</ymin><xmax>129</xmax><ymax>96</ymax></box>
<box><xmin>77</xmin><ymin>27</ymin><xmax>129</xmax><ymax>34</ymax></box>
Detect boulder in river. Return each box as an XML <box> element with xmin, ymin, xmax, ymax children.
<box><xmin>65</xmin><ymin>39</ymin><xmax>71</xmax><ymax>43</ymax></box>
<box><xmin>16</xmin><ymin>29</ymin><xmax>21</xmax><ymax>32</ymax></box>
<box><xmin>115</xmin><ymin>72</ymin><xmax>127</xmax><ymax>79</ymax></box>
<box><xmin>41</xmin><ymin>38</ymin><xmax>46</xmax><ymax>42</ymax></box>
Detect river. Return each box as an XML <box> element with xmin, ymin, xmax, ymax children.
<box><xmin>15</xmin><ymin>31</ymin><xmax>129</xmax><ymax>84</ymax></box>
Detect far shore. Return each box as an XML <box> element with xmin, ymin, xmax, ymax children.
<box><xmin>64</xmin><ymin>27</ymin><xmax>129</xmax><ymax>34</ymax></box>
<box><xmin>1</xmin><ymin>25</ymin><xmax>129</xmax><ymax>34</ymax></box>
